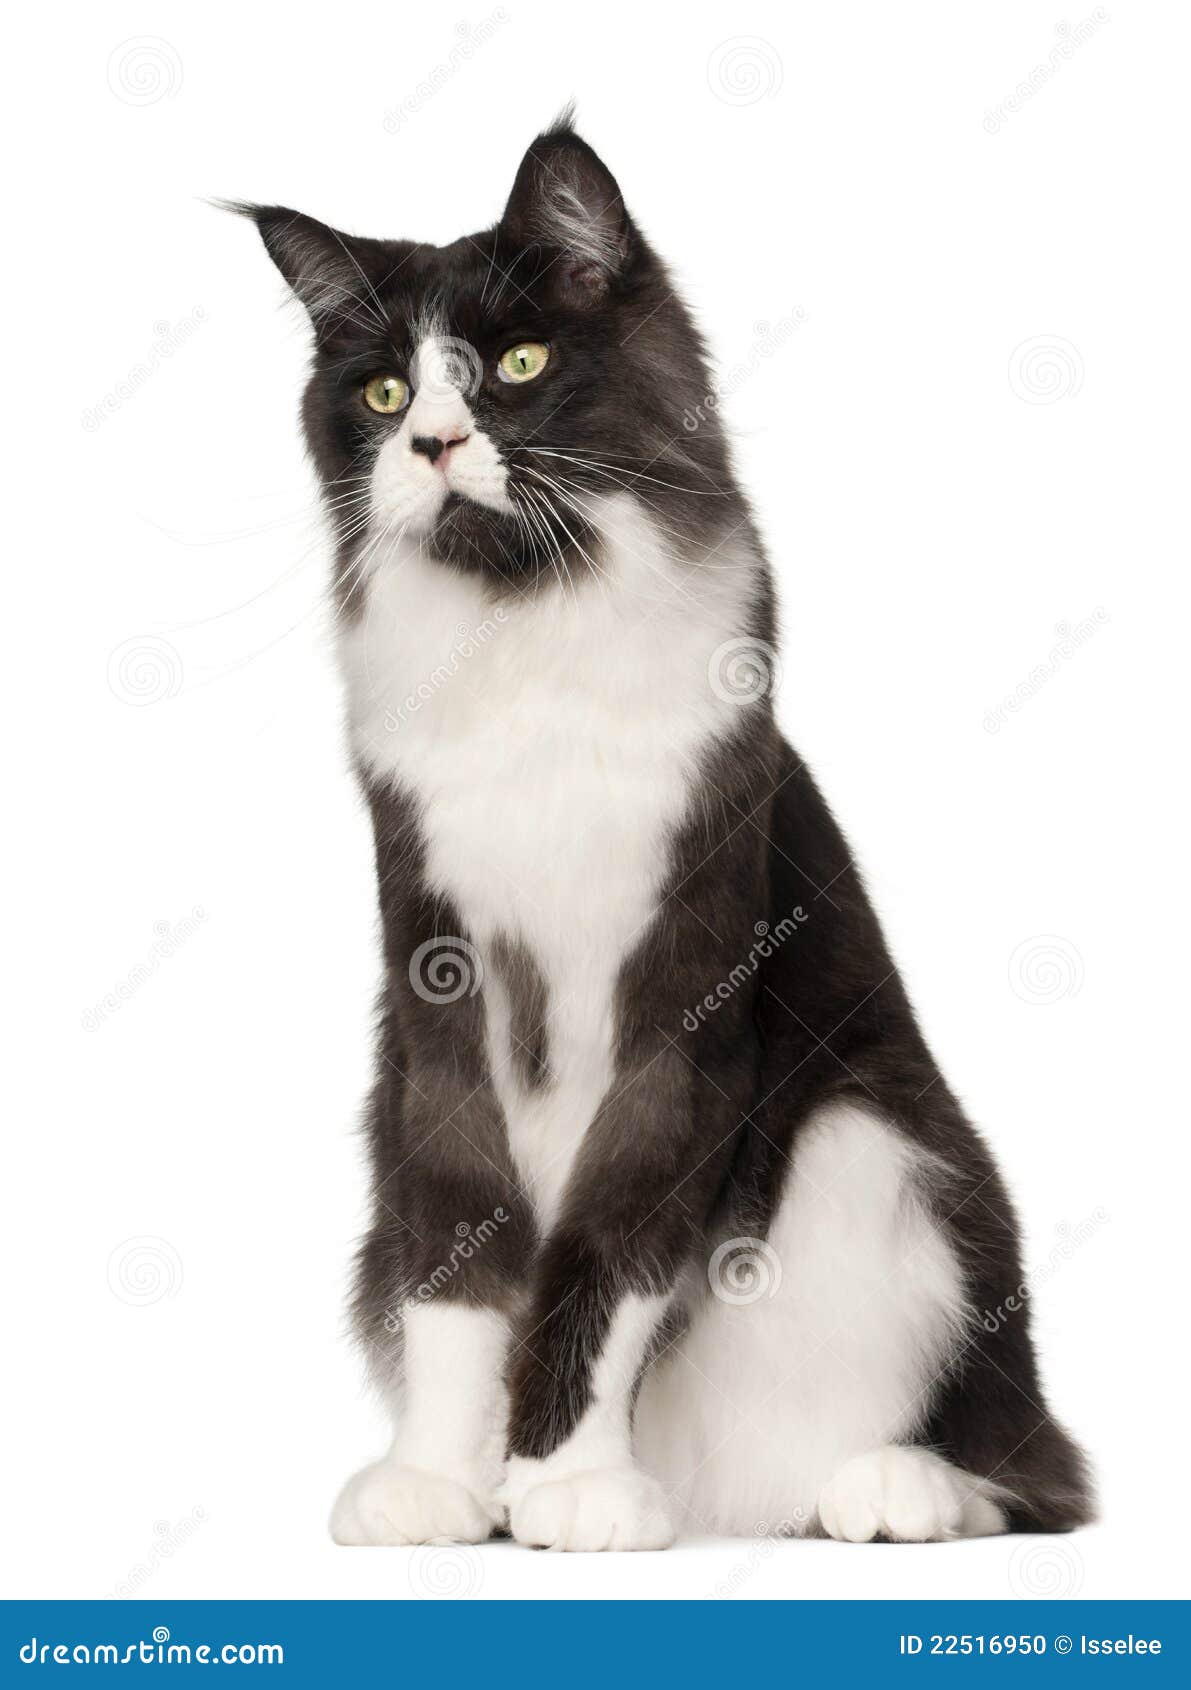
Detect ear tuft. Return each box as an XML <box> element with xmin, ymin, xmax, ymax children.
<box><xmin>544</xmin><ymin>100</ymin><xmax>579</xmax><ymax>137</ymax></box>
<box><xmin>501</xmin><ymin>123</ymin><xmax>629</xmax><ymax>299</ymax></box>
<box><xmin>220</xmin><ymin>200</ymin><xmax>378</xmax><ymax>336</ymax></box>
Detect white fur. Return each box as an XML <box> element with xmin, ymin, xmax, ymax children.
<box><xmin>337</xmin><ymin>419</ymin><xmax>995</xmax><ymax>1547</ymax></box>
<box><xmin>369</xmin><ymin>375</ymin><xmax>512</xmax><ymax>538</ymax></box>
<box><xmin>818</xmin><ymin>1446</ymin><xmax>1007</xmax><ymax>1543</ymax></box>
<box><xmin>342</xmin><ymin>484</ymin><xmax>758</xmax><ymax>1230</ymax></box>
<box><xmin>507</xmin><ymin>1466</ymin><xmax>675</xmax><ymax>1553</ymax></box>
<box><xmin>337</xmin><ymin>451</ymin><xmax>762</xmax><ymax>1545</ymax></box>
<box><xmin>634</xmin><ymin>1102</ymin><xmax>1003</xmax><ymax>1538</ymax></box>
<box><xmin>330</xmin><ymin>1463</ymin><xmax>494</xmax><ymax>1548</ymax></box>
<box><xmin>527</xmin><ymin>157</ymin><xmax>624</xmax><ymax>275</ymax></box>
<box><xmin>503</xmin><ymin>1292</ymin><xmax>676</xmax><ymax>1551</ymax></box>
<box><xmin>331</xmin><ymin>1301</ymin><xmax>508</xmax><ymax>1545</ymax></box>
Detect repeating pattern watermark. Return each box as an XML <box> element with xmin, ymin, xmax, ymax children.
<box><xmin>107</xmin><ymin>1510</ymin><xmax>208</xmax><ymax>1598</ymax></box>
<box><xmin>708</xmin><ymin>636</ymin><xmax>783</xmax><ymax>706</ymax></box>
<box><xmin>707</xmin><ymin>38</ymin><xmax>784</xmax><ymax>107</ymax></box>
<box><xmin>107</xmin><ymin>1237</ymin><xmax>183</xmax><ymax>1307</ymax></box>
<box><xmin>1008</xmin><ymin>935</ymin><xmax>1084</xmax><ymax>1005</ymax></box>
<box><xmin>107</xmin><ymin>37</ymin><xmax>183</xmax><ymax>106</ymax></box>
<box><xmin>384</xmin><ymin>612</ymin><xmax>508</xmax><ymax>731</ymax></box>
<box><xmin>107</xmin><ymin>636</ymin><xmax>185</xmax><ymax>707</ymax></box>
<box><xmin>407</xmin><ymin>1543</ymin><xmax>484</xmax><ymax>1597</ymax></box>
<box><xmin>683</xmin><ymin>908</ymin><xmax>808</xmax><ymax>1031</ymax></box>
<box><xmin>412</xmin><ymin>334</ymin><xmax>485</xmax><ymax>402</ymax></box>
<box><xmin>709</xmin><ymin>1514</ymin><xmax>810</xmax><ymax>1596</ymax></box>
<box><xmin>1008</xmin><ymin>336</ymin><xmax>1084</xmax><ymax>405</ymax></box>
<box><xmin>984</xmin><ymin>13</ymin><xmax>1109</xmax><ymax>134</ymax></box>
<box><xmin>981</xmin><ymin>1208</ymin><xmax>1109</xmax><ymax>1335</ymax></box>
<box><xmin>385</xmin><ymin>1211</ymin><xmax>512</xmax><ymax>1314</ymax></box>
<box><xmin>983</xmin><ymin>609</ymin><xmax>1108</xmax><ymax>732</ymax></box>
<box><xmin>408</xmin><ymin>936</ymin><xmax>484</xmax><ymax>1004</ymax></box>
<box><xmin>82</xmin><ymin>309</ymin><xmax>208</xmax><ymax>432</ymax></box>
<box><xmin>83</xmin><ymin>908</ymin><xmax>207</xmax><ymax>1030</ymax></box>
<box><xmin>708</xmin><ymin>1237</ymin><xmax>782</xmax><ymax>1306</ymax></box>
<box><xmin>683</xmin><ymin>309</ymin><xmax>808</xmax><ymax>435</ymax></box>
<box><xmin>1009</xmin><ymin>1541</ymin><xmax>1085</xmax><ymax>1597</ymax></box>
<box><xmin>382</xmin><ymin>12</ymin><xmax>509</xmax><ymax>133</ymax></box>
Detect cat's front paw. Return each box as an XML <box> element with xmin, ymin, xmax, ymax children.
<box><xmin>818</xmin><ymin>1446</ymin><xmax>1007</xmax><ymax>1543</ymax></box>
<box><xmin>330</xmin><ymin>1461</ymin><xmax>498</xmax><ymax>1546</ymax></box>
<box><xmin>509</xmin><ymin>1467</ymin><xmax>675</xmax><ymax>1552</ymax></box>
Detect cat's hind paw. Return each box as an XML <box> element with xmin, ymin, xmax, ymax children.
<box><xmin>818</xmin><ymin>1446</ymin><xmax>1007</xmax><ymax>1543</ymax></box>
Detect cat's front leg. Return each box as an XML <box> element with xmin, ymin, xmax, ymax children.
<box><xmin>500</xmin><ymin>1034</ymin><xmax>744</xmax><ymax>1551</ymax></box>
<box><xmin>332</xmin><ymin>1296</ymin><xmax>512</xmax><ymax>1547</ymax></box>
<box><xmin>332</xmin><ymin>938</ymin><xmax>533</xmax><ymax>1546</ymax></box>
<box><xmin>502</xmin><ymin>1276</ymin><xmax>677</xmax><ymax>1552</ymax></box>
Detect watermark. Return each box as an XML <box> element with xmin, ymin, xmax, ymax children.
<box><xmin>709</xmin><ymin>1514</ymin><xmax>810</xmax><ymax>1596</ymax></box>
<box><xmin>107</xmin><ymin>37</ymin><xmax>183</xmax><ymax>106</ymax></box>
<box><xmin>384</xmin><ymin>611</ymin><xmax>508</xmax><ymax>731</ymax></box>
<box><xmin>83</xmin><ymin>907</ymin><xmax>207</xmax><ymax>1029</ymax></box>
<box><xmin>83</xmin><ymin>310</ymin><xmax>208</xmax><ymax>431</ymax></box>
<box><xmin>108</xmin><ymin>1510</ymin><xmax>208</xmax><ymax>1598</ymax></box>
<box><xmin>407</xmin><ymin>1543</ymin><xmax>484</xmax><ymax>1598</ymax></box>
<box><xmin>983</xmin><ymin>608</ymin><xmax>1108</xmax><ymax>732</ymax></box>
<box><xmin>1008</xmin><ymin>335</ymin><xmax>1084</xmax><ymax>404</ymax></box>
<box><xmin>107</xmin><ymin>635</ymin><xmax>185</xmax><ymax>707</ymax></box>
<box><xmin>1007</xmin><ymin>934</ymin><xmax>1084</xmax><ymax>1005</ymax></box>
<box><xmin>408</xmin><ymin>935</ymin><xmax>484</xmax><ymax>1004</ymax></box>
<box><xmin>683</xmin><ymin>309</ymin><xmax>808</xmax><ymax>434</ymax></box>
<box><xmin>385</xmin><ymin>1211</ymin><xmax>511</xmax><ymax>1316</ymax></box>
<box><xmin>107</xmin><ymin>1237</ymin><xmax>184</xmax><ymax>1307</ymax></box>
<box><xmin>382</xmin><ymin>12</ymin><xmax>509</xmax><ymax>133</ymax></box>
<box><xmin>707</xmin><ymin>37</ymin><xmax>783</xmax><ymax>107</ymax></box>
<box><xmin>708</xmin><ymin>1237</ymin><xmax>782</xmax><ymax>1306</ymax></box>
<box><xmin>1008</xmin><ymin>1540</ymin><xmax>1085</xmax><ymax>1597</ymax></box>
<box><xmin>410</xmin><ymin>335</ymin><xmax>484</xmax><ymax>402</ymax></box>
<box><xmin>20</xmin><ymin>1627</ymin><xmax>282</xmax><ymax>1667</ymax></box>
<box><xmin>981</xmin><ymin>1208</ymin><xmax>1108</xmax><ymax>1336</ymax></box>
<box><xmin>683</xmin><ymin>908</ymin><xmax>808</xmax><ymax>1031</ymax></box>
<box><xmin>984</xmin><ymin>13</ymin><xmax>1109</xmax><ymax>134</ymax></box>
<box><xmin>708</xmin><ymin>637</ymin><xmax>783</xmax><ymax>707</ymax></box>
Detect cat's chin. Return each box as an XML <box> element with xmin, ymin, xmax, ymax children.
<box><xmin>426</xmin><ymin>494</ymin><xmax>538</xmax><ymax>581</ymax></box>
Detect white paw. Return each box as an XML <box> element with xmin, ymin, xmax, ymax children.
<box><xmin>510</xmin><ymin>1467</ymin><xmax>676</xmax><ymax>1552</ymax></box>
<box><xmin>818</xmin><ymin>1447</ymin><xmax>1007</xmax><ymax>1543</ymax></box>
<box><xmin>330</xmin><ymin>1461</ymin><xmax>498</xmax><ymax>1547</ymax></box>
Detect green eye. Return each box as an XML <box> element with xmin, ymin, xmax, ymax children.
<box><xmin>498</xmin><ymin>342</ymin><xmax>550</xmax><ymax>384</ymax></box>
<box><xmin>362</xmin><ymin>374</ymin><xmax>409</xmax><ymax>414</ymax></box>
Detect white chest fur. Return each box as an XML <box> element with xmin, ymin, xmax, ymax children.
<box><xmin>339</xmin><ymin>495</ymin><xmax>756</xmax><ymax>1227</ymax></box>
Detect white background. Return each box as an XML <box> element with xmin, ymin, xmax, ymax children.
<box><xmin>4</xmin><ymin>0</ymin><xmax>1188</xmax><ymax>1604</ymax></box>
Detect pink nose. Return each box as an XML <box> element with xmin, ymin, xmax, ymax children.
<box><xmin>411</xmin><ymin>431</ymin><xmax>469</xmax><ymax>465</ymax></box>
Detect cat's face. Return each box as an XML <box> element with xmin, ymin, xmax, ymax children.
<box><xmin>247</xmin><ymin>119</ymin><xmax>735</xmax><ymax>600</ymax></box>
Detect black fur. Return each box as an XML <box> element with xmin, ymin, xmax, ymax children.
<box><xmin>235</xmin><ymin>115</ymin><xmax>745</xmax><ymax>606</ymax></box>
<box><xmin>241</xmin><ymin>114</ymin><xmax>1092</xmax><ymax>1536</ymax></box>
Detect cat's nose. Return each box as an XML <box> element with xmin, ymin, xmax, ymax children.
<box><xmin>410</xmin><ymin>431</ymin><xmax>469</xmax><ymax>465</ymax></box>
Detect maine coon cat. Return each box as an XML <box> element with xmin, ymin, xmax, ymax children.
<box><xmin>238</xmin><ymin>115</ymin><xmax>1092</xmax><ymax>1550</ymax></box>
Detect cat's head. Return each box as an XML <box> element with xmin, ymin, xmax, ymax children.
<box><xmin>241</xmin><ymin>114</ymin><xmax>739</xmax><ymax>601</ymax></box>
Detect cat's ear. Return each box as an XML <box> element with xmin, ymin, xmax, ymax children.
<box><xmin>225</xmin><ymin>202</ymin><xmax>377</xmax><ymax>336</ymax></box>
<box><xmin>500</xmin><ymin>115</ymin><xmax>630</xmax><ymax>303</ymax></box>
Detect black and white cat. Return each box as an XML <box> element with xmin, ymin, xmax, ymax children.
<box><xmin>240</xmin><ymin>116</ymin><xmax>1092</xmax><ymax>1550</ymax></box>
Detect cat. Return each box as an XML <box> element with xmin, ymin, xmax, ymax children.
<box><xmin>237</xmin><ymin>112</ymin><xmax>1093</xmax><ymax>1550</ymax></box>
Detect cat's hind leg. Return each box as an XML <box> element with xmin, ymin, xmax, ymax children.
<box><xmin>817</xmin><ymin>1446</ymin><xmax>1007</xmax><ymax>1543</ymax></box>
<box><xmin>634</xmin><ymin>1101</ymin><xmax>1075</xmax><ymax>1540</ymax></box>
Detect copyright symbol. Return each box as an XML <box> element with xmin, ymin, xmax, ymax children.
<box><xmin>1055</xmin><ymin>1635</ymin><xmax>1073</xmax><ymax>1654</ymax></box>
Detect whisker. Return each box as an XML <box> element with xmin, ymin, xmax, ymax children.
<box><xmin>522</xmin><ymin>448</ymin><xmax>729</xmax><ymax>498</ymax></box>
